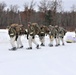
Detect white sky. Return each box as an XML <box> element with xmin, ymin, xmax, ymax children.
<box><xmin>0</xmin><ymin>0</ymin><xmax>76</xmax><ymax>11</ymax></box>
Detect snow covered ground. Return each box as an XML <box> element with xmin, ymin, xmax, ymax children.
<box><xmin>0</xmin><ymin>29</ymin><xmax>76</xmax><ymax>75</ymax></box>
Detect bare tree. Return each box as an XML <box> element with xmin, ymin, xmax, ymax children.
<box><xmin>23</xmin><ymin>0</ymin><xmax>36</xmax><ymax>25</ymax></box>
<box><xmin>0</xmin><ymin>2</ymin><xmax>6</xmax><ymax>11</ymax></box>
<box><xmin>38</xmin><ymin>0</ymin><xmax>63</xmax><ymax>25</ymax></box>
<box><xmin>0</xmin><ymin>2</ymin><xmax>7</xmax><ymax>28</ymax></box>
<box><xmin>38</xmin><ymin>0</ymin><xmax>49</xmax><ymax>13</ymax></box>
<box><xmin>38</xmin><ymin>0</ymin><xmax>49</xmax><ymax>25</ymax></box>
<box><xmin>49</xmin><ymin>0</ymin><xmax>62</xmax><ymax>25</ymax></box>
<box><xmin>70</xmin><ymin>4</ymin><xmax>76</xmax><ymax>27</ymax></box>
<box><xmin>8</xmin><ymin>5</ymin><xmax>19</xmax><ymax>24</ymax></box>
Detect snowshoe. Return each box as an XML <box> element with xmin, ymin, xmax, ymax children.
<box><xmin>62</xmin><ymin>43</ymin><xmax>64</xmax><ymax>45</ymax></box>
<box><xmin>40</xmin><ymin>43</ymin><xmax>45</xmax><ymax>46</ymax></box>
<box><xmin>49</xmin><ymin>44</ymin><xmax>53</xmax><ymax>47</ymax></box>
<box><xmin>55</xmin><ymin>44</ymin><xmax>59</xmax><ymax>47</ymax></box>
<box><xmin>19</xmin><ymin>46</ymin><xmax>23</xmax><ymax>48</ymax></box>
<box><xmin>36</xmin><ymin>45</ymin><xmax>41</xmax><ymax>49</ymax></box>
<box><xmin>26</xmin><ymin>47</ymin><xmax>32</xmax><ymax>50</ymax></box>
<box><xmin>9</xmin><ymin>47</ymin><xmax>17</xmax><ymax>51</ymax></box>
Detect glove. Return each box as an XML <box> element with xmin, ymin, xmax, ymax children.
<box><xmin>27</xmin><ymin>34</ymin><xmax>28</xmax><ymax>39</ymax></box>
<box><xmin>32</xmin><ymin>36</ymin><xmax>34</xmax><ymax>39</ymax></box>
<box><xmin>15</xmin><ymin>34</ymin><xmax>18</xmax><ymax>41</ymax></box>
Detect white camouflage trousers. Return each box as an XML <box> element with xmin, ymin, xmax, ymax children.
<box><xmin>17</xmin><ymin>35</ymin><xmax>23</xmax><ymax>48</ymax></box>
<box><xmin>28</xmin><ymin>35</ymin><xmax>38</xmax><ymax>47</ymax></box>
<box><xmin>49</xmin><ymin>36</ymin><xmax>54</xmax><ymax>45</ymax></box>
<box><xmin>10</xmin><ymin>36</ymin><xmax>16</xmax><ymax>48</ymax></box>
<box><xmin>39</xmin><ymin>36</ymin><xmax>45</xmax><ymax>44</ymax></box>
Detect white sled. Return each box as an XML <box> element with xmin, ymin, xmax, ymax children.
<box><xmin>66</xmin><ymin>36</ymin><xmax>76</xmax><ymax>43</ymax></box>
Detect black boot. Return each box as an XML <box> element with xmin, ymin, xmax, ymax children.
<box><xmin>26</xmin><ymin>47</ymin><xmax>32</xmax><ymax>49</ymax></box>
<box><xmin>55</xmin><ymin>44</ymin><xmax>59</xmax><ymax>47</ymax></box>
<box><xmin>36</xmin><ymin>44</ymin><xmax>39</xmax><ymax>49</ymax></box>
<box><xmin>20</xmin><ymin>46</ymin><xmax>23</xmax><ymax>48</ymax></box>
<box><xmin>49</xmin><ymin>44</ymin><xmax>53</xmax><ymax>47</ymax></box>
<box><xmin>58</xmin><ymin>44</ymin><xmax>60</xmax><ymax>46</ymax></box>
<box><xmin>40</xmin><ymin>43</ymin><xmax>45</xmax><ymax>46</ymax></box>
<box><xmin>9</xmin><ymin>47</ymin><xmax>16</xmax><ymax>50</ymax></box>
<box><xmin>62</xmin><ymin>43</ymin><xmax>64</xmax><ymax>45</ymax></box>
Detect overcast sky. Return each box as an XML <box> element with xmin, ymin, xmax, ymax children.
<box><xmin>0</xmin><ymin>0</ymin><xmax>76</xmax><ymax>11</ymax></box>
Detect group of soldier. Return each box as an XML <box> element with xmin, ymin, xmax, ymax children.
<box><xmin>7</xmin><ymin>22</ymin><xmax>67</xmax><ymax>50</ymax></box>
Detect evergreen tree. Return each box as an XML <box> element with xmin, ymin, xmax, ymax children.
<box><xmin>45</xmin><ymin>10</ymin><xmax>53</xmax><ymax>25</ymax></box>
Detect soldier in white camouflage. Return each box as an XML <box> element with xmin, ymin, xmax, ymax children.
<box><xmin>8</xmin><ymin>23</ymin><xmax>25</xmax><ymax>50</ymax></box>
<box><xmin>15</xmin><ymin>24</ymin><xmax>24</xmax><ymax>48</ymax></box>
<box><xmin>54</xmin><ymin>25</ymin><xmax>67</xmax><ymax>46</ymax></box>
<box><xmin>26</xmin><ymin>22</ymin><xmax>39</xmax><ymax>49</ymax></box>
<box><xmin>54</xmin><ymin>25</ymin><xmax>60</xmax><ymax>46</ymax></box>
<box><xmin>11</xmin><ymin>24</ymin><xmax>24</xmax><ymax>48</ymax></box>
<box><xmin>38</xmin><ymin>25</ymin><xmax>46</xmax><ymax>46</ymax></box>
<box><xmin>58</xmin><ymin>26</ymin><xmax>67</xmax><ymax>45</ymax></box>
<box><xmin>48</xmin><ymin>25</ymin><xmax>57</xmax><ymax>47</ymax></box>
<box><xmin>8</xmin><ymin>25</ymin><xmax>17</xmax><ymax>50</ymax></box>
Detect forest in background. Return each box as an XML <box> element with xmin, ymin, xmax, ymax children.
<box><xmin>0</xmin><ymin>0</ymin><xmax>76</xmax><ymax>31</ymax></box>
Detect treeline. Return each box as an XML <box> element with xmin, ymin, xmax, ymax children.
<box><xmin>0</xmin><ymin>0</ymin><xmax>76</xmax><ymax>30</ymax></box>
